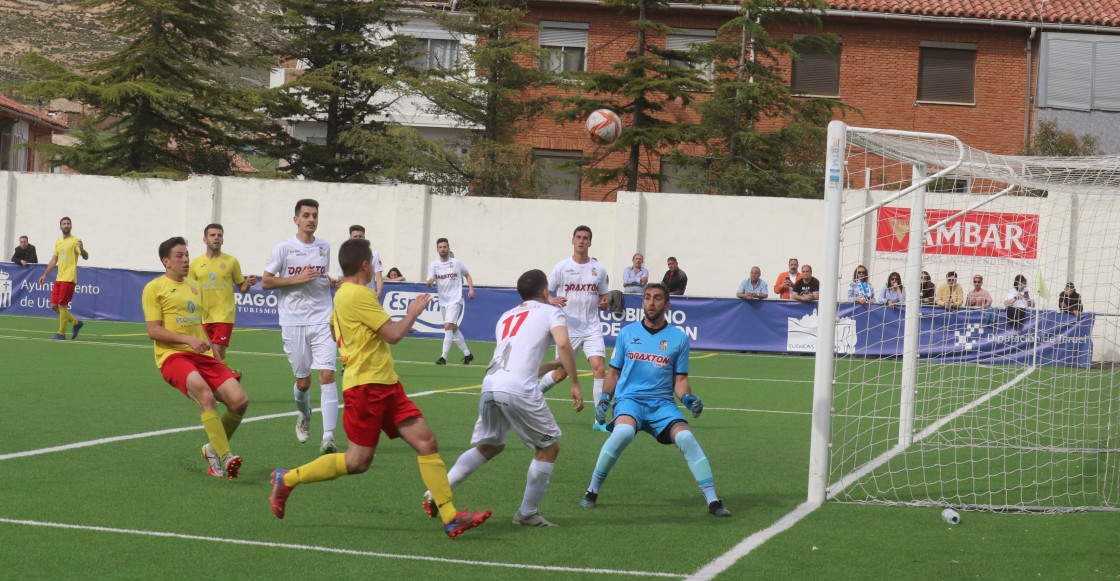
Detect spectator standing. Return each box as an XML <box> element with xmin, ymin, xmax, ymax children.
<box><xmin>791</xmin><ymin>265</ymin><xmax>820</xmax><ymax>301</ymax></box>
<box><xmin>1058</xmin><ymin>282</ymin><xmax>1082</xmax><ymax>318</ymax></box>
<box><xmin>11</xmin><ymin>236</ymin><xmax>37</xmax><ymax>266</ymax></box>
<box><xmin>847</xmin><ymin>265</ymin><xmax>874</xmax><ymax>304</ymax></box>
<box><xmin>774</xmin><ymin>258</ymin><xmax>800</xmax><ymax>300</ymax></box>
<box><xmin>1004</xmin><ymin>274</ymin><xmax>1035</xmax><ymax>329</ymax></box>
<box><xmin>965</xmin><ymin>275</ymin><xmax>992</xmax><ymax>307</ymax></box>
<box><xmin>736</xmin><ymin>267</ymin><xmax>768</xmax><ymax>300</ymax></box>
<box><xmin>622</xmin><ymin>253</ymin><xmax>649</xmax><ymax>294</ymax></box>
<box><xmin>920</xmin><ymin>271</ymin><xmax>936</xmax><ymax>305</ymax></box>
<box><xmin>662</xmin><ymin>257</ymin><xmax>687</xmax><ymax>296</ymax></box>
<box><xmin>878</xmin><ymin>272</ymin><xmax>905</xmax><ymax>307</ymax></box>
<box><xmin>935</xmin><ymin>271</ymin><xmax>964</xmax><ymax>309</ymax></box>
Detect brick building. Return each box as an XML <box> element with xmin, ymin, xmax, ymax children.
<box><xmin>0</xmin><ymin>95</ymin><xmax>68</xmax><ymax>174</ymax></box>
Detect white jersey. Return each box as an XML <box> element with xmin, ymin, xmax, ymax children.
<box><xmin>427</xmin><ymin>258</ymin><xmax>470</xmax><ymax>306</ymax></box>
<box><xmin>483</xmin><ymin>301</ymin><xmax>566</xmax><ymax>395</ymax></box>
<box><xmin>549</xmin><ymin>257</ymin><xmax>608</xmax><ymax>337</ymax></box>
<box><xmin>264</xmin><ymin>236</ymin><xmax>333</xmax><ymax>326</ymax></box>
<box><xmin>337</xmin><ymin>249</ymin><xmax>383</xmax><ymax>291</ymax></box>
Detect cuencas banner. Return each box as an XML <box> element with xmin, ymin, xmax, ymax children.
<box><xmin>0</xmin><ymin>262</ymin><xmax>1093</xmax><ymax>367</ymax></box>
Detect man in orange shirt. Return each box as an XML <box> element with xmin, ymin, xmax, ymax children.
<box><xmin>774</xmin><ymin>258</ymin><xmax>801</xmax><ymax>300</ymax></box>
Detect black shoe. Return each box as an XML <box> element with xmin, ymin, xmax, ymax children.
<box><xmin>708</xmin><ymin>499</ymin><xmax>731</xmax><ymax>517</ymax></box>
<box><xmin>463</xmin><ymin>353</ymin><xmax>474</xmax><ymax>365</ymax></box>
<box><xmin>580</xmin><ymin>491</ymin><xmax>598</xmax><ymax>509</ymax></box>
<box><xmin>435</xmin><ymin>357</ymin><xmax>447</xmax><ymax>365</ymax></box>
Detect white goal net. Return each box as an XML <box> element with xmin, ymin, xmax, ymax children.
<box><xmin>807</xmin><ymin>121</ymin><xmax>1120</xmax><ymax>513</ymax></box>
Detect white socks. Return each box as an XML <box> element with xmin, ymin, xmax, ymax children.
<box><xmin>593</xmin><ymin>378</ymin><xmax>604</xmax><ymax>405</ymax></box>
<box><xmin>320</xmin><ymin>382</ymin><xmax>338</xmax><ymax>439</ymax></box>
<box><xmin>453</xmin><ymin>330</ymin><xmax>471</xmax><ymax>355</ymax></box>
<box><xmin>446</xmin><ymin>447</ymin><xmax>488</xmax><ymax>490</ymax></box>
<box><xmin>520</xmin><ymin>459</ymin><xmax>554</xmax><ymax>516</ymax></box>
<box><xmin>537</xmin><ymin>371</ymin><xmax>559</xmax><ymax>393</ymax></box>
<box><xmin>442</xmin><ymin>331</ymin><xmax>453</xmax><ymax>358</ymax></box>
<box><xmin>294</xmin><ymin>383</ymin><xmax>311</xmax><ymax>419</ymax></box>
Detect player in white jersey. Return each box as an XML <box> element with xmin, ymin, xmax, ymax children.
<box><xmin>537</xmin><ymin>225</ymin><xmax>610</xmax><ymax>430</ymax></box>
<box><xmin>262</xmin><ymin>199</ymin><xmax>340</xmax><ymax>454</ymax></box>
<box><xmin>423</xmin><ymin>269</ymin><xmax>583</xmax><ymax>527</ymax></box>
<box><xmin>342</xmin><ymin>225</ymin><xmax>384</xmax><ymax>299</ymax></box>
<box><xmin>426</xmin><ymin>237</ymin><xmax>475</xmax><ymax>365</ymax></box>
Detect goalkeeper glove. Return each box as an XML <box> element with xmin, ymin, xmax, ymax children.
<box><xmin>681</xmin><ymin>394</ymin><xmax>703</xmax><ymax>418</ymax></box>
<box><xmin>595</xmin><ymin>393</ymin><xmax>611</xmax><ymax>424</ymax></box>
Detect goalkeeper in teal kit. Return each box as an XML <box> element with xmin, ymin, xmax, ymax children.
<box><xmin>580</xmin><ymin>282</ymin><xmax>731</xmax><ymax>517</ymax></box>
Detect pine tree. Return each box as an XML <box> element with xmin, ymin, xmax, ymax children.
<box><xmin>17</xmin><ymin>0</ymin><xmax>274</xmax><ymax>177</ymax></box>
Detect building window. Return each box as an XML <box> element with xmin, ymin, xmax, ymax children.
<box><xmin>533</xmin><ymin>149</ymin><xmax>582</xmax><ymax>199</ymax></box>
<box><xmin>666</xmin><ymin>29</ymin><xmax>716</xmax><ymax>81</ymax></box>
<box><xmin>0</xmin><ymin>119</ymin><xmax>28</xmax><ymax>172</ymax></box>
<box><xmin>917</xmin><ymin>42</ymin><xmax>976</xmax><ymax>104</ymax></box>
<box><xmin>405</xmin><ymin>37</ymin><xmax>460</xmax><ymax>71</ymax></box>
<box><xmin>539</xmin><ymin>21</ymin><xmax>588</xmax><ymax>73</ymax></box>
<box><xmin>659</xmin><ymin>158</ymin><xmax>705</xmax><ymax>194</ymax></box>
<box><xmin>927</xmin><ymin>176</ymin><xmax>970</xmax><ymax>194</ymax></box>
<box><xmin>1039</xmin><ymin>32</ymin><xmax>1120</xmax><ymax>112</ymax></box>
<box><xmin>791</xmin><ymin>36</ymin><xmax>841</xmax><ymax>97</ymax></box>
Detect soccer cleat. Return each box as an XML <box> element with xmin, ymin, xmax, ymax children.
<box><xmin>708</xmin><ymin>499</ymin><xmax>732</xmax><ymax>517</ymax></box>
<box><xmin>462</xmin><ymin>353</ymin><xmax>474</xmax><ymax>365</ymax></box>
<box><xmin>512</xmin><ymin>512</ymin><xmax>558</xmax><ymax>527</ymax></box>
<box><xmin>269</xmin><ymin>469</ymin><xmax>294</xmax><ymax>519</ymax></box>
<box><xmin>295</xmin><ymin>416</ymin><xmax>310</xmax><ymax>443</ymax></box>
<box><xmin>580</xmin><ymin>491</ymin><xmax>598</xmax><ymax>509</ymax></box>
<box><xmin>223</xmin><ymin>454</ymin><xmax>243</xmax><ymax>480</ymax></box>
<box><xmin>592</xmin><ymin>421</ymin><xmax>609</xmax><ymax>433</ymax></box>
<box><xmin>71</xmin><ymin>320</ymin><xmax>84</xmax><ymax>340</ymax></box>
<box><xmin>200</xmin><ymin>443</ymin><xmax>224</xmax><ymax>478</ymax></box>
<box><xmin>421</xmin><ymin>490</ymin><xmax>438</xmax><ymax>519</ymax></box>
<box><xmin>443</xmin><ymin>509</ymin><xmax>492</xmax><ymax>539</ymax></box>
<box><xmin>319</xmin><ymin>436</ymin><xmax>336</xmax><ymax>455</ymax></box>
<box><xmin>50</xmin><ymin>333</ymin><xmax>66</xmax><ymax>340</ymax></box>
<box><xmin>435</xmin><ymin>357</ymin><xmax>447</xmax><ymax>365</ymax></box>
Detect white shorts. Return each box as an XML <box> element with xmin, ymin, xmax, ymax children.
<box><xmin>558</xmin><ymin>332</ymin><xmax>606</xmax><ymax>360</ymax></box>
<box><xmin>470</xmin><ymin>390</ymin><xmax>561</xmax><ymax>450</ymax></box>
<box><xmin>281</xmin><ymin>324</ymin><xmax>337</xmax><ymax>378</ymax></box>
<box><xmin>441</xmin><ymin>300</ymin><xmax>465</xmax><ymax>326</ymax></box>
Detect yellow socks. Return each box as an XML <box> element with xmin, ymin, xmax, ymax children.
<box><xmin>201</xmin><ymin>410</ymin><xmax>232</xmax><ymax>460</ymax></box>
<box><xmin>221</xmin><ymin>410</ymin><xmax>243</xmax><ymax>440</ymax></box>
<box><xmin>418</xmin><ymin>453</ymin><xmax>458</xmax><ymax>522</ymax></box>
<box><xmin>57</xmin><ymin>306</ymin><xmax>73</xmax><ymax>334</ymax></box>
<box><xmin>283</xmin><ymin>453</ymin><xmax>348</xmax><ymax>487</ymax></box>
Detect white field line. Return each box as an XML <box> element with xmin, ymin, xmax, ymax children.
<box><xmin>0</xmin><ymin>518</ymin><xmax>683</xmax><ymax>578</ymax></box>
<box><xmin>685</xmin><ymin>501</ymin><xmax>821</xmax><ymax>581</ymax></box>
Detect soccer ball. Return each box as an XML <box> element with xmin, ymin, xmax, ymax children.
<box><xmin>586</xmin><ymin>109</ymin><xmax>622</xmax><ymax>145</ymax></box>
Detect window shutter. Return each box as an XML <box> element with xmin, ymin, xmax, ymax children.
<box><xmin>1044</xmin><ymin>39</ymin><xmax>1093</xmax><ymax>110</ymax></box>
<box><xmin>539</xmin><ymin>22</ymin><xmax>588</xmax><ymax>48</ymax></box>
<box><xmin>918</xmin><ymin>47</ymin><xmax>975</xmax><ymax>103</ymax></box>
<box><xmin>792</xmin><ymin>48</ymin><xmax>841</xmax><ymax>96</ymax></box>
<box><xmin>1092</xmin><ymin>42</ymin><xmax>1120</xmax><ymax>111</ymax></box>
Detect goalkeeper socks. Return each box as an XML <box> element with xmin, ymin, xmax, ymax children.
<box><xmin>519</xmin><ymin>459</ymin><xmax>554</xmax><ymax>516</ymax></box>
<box><xmin>452</xmin><ymin>330</ymin><xmax>470</xmax><ymax>356</ymax></box>
<box><xmin>592</xmin><ymin>378</ymin><xmax>604</xmax><ymax>410</ymax></box>
<box><xmin>417</xmin><ymin>453</ymin><xmax>458</xmax><ymax>523</ymax></box>
<box><xmin>200</xmin><ymin>410</ymin><xmax>232</xmax><ymax>460</ymax></box>
<box><xmin>675</xmin><ymin>430</ymin><xmax>718</xmax><ymax>504</ymax></box>
<box><xmin>588</xmin><ymin>423</ymin><xmax>635</xmax><ymax>494</ymax></box>
<box><xmin>283</xmin><ymin>453</ymin><xmax>348</xmax><ymax>487</ymax></box>
<box><xmin>320</xmin><ymin>382</ymin><xmax>338</xmax><ymax>438</ymax></box>
<box><xmin>537</xmin><ymin>371</ymin><xmax>558</xmax><ymax>394</ymax></box>
<box><xmin>294</xmin><ymin>383</ymin><xmax>311</xmax><ymax>419</ymax></box>
<box><xmin>446</xmin><ymin>447</ymin><xmax>488</xmax><ymax>490</ymax></box>
<box><xmin>442</xmin><ymin>332</ymin><xmax>453</xmax><ymax>358</ymax></box>
<box><xmin>221</xmin><ymin>410</ymin><xmax>244</xmax><ymax>440</ymax></box>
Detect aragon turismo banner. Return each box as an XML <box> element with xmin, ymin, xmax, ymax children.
<box><xmin>876</xmin><ymin>207</ymin><xmax>1039</xmax><ymax>259</ymax></box>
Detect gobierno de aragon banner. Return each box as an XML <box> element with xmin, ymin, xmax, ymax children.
<box><xmin>876</xmin><ymin>207</ymin><xmax>1040</xmax><ymax>259</ymax></box>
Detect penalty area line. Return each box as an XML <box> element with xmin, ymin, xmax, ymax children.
<box><xmin>0</xmin><ymin>518</ymin><xmax>685</xmax><ymax>578</ymax></box>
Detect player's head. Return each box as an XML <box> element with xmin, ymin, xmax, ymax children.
<box><xmin>642</xmin><ymin>283</ymin><xmax>670</xmax><ymax>323</ymax></box>
<box><xmin>436</xmin><ymin>237</ymin><xmax>450</xmax><ymax>259</ymax></box>
<box><xmin>294</xmin><ymin>199</ymin><xmax>319</xmax><ymax>235</ymax></box>
<box><xmin>349</xmin><ymin>225</ymin><xmax>366</xmax><ymax>239</ymax></box>
<box><xmin>158</xmin><ymin>236</ymin><xmax>190</xmax><ymax>276</ymax></box>
<box><xmin>517</xmin><ymin>269</ymin><xmax>549</xmax><ymax>302</ymax></box>
<box><xmin>203</xmin><ymin>223</ymin><xmax>224</xmax><ymax>251</ymax></box>
<box><xmin>18</xmin><ymin>235</ymin><xmax>28</xmax><ymax>248</ymax></box>
<box><xmin>667</xmin><ymin>257</ymin><xmax>678</xmax><ymax>271</ymax></box>
<box><xmin>572</xmin><ymin>226</ymin><xmax>592</xmax><ymax>253</ymax></box>
<box><xmin>59</xmin><ymin>216</ymin><xmax>72</xmax><ymax>235</ymax></box>
<box><xmin>338</xmin><ymin>238</ymin><xmax>372</xmax><ymax>278</ymax></box>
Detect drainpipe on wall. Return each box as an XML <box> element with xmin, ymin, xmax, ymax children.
<box><xmin>1025</xmin><ymin>26</ymin><xmax>1037</xmax><ymax>151</ymax></box>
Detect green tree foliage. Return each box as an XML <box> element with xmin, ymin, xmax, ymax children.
<box><xmin>1023</xmin><ymin>120</ymin><xmax>1101</xmax><ymax>157</ymax></box>
<box><xmin>16</xmin><ymin>0</ymin><xmax>274</xmax><ymax>178</ymax></box>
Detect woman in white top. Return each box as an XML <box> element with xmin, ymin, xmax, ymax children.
<box><xmin>878</xmin><ymin>271</ymin><xmax>905</xmax><ymax>307</ymax></box>
<box><xmin>1004</xmin><ymin>274</ymin><xmax>1035</xmax><ymax>329</ymax></box>
<box><xmin>847</xmin><ymin>265</ymin><xmax>875</xmax><ymax>304</ymax></box>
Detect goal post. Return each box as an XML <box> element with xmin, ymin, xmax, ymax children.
<box><xmin>808</xmin><ymin>120</ymin><xmax>1120</xmax><ymax>512</ymax></box>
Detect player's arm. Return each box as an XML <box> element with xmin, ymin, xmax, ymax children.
<box><xmin>377</xmin><ymin>293</ymin><xmax>432</xmax><ymax>344</ymax></box>
<box><xmin>38</xmin><ymin>254</ymin><xmax>59</xmax><ymax>283</ymax></box>
<box><xmin>550</xmin><ymin>324</ymin><xmax>583</xmax><ymax>411</ymax></box>
<box><xmin>464</xmin><ymin>273</ymin><xmax>475</xmax><ymax>299</ymax></box>
<box><xmin>261</xmin><ymin>268</ymin><xmax>317</xmax><ymax>289</ymax></box>
<box><xmin>146</xmin><ymin>320</ymin><xmax>210</xmax><ymax>353</ymax></box>
<box><xmin>597</xmin><ymin>293</ymin><xmax>609</xmax><ymax>311</ymax></box>
<box><xmin>374</xmin><ymin>271</ymin><xmax>384</xmax><ymax>298</ymax></box>
<box><xmin>238</xmin><ymin>274</ymin><xmax>258</xmax><ymax>293</ymax></box>
<box><xmin>77</xmin><ymin>239</ymin><xmax>88</xmax><ymax>260</ymax></box>
<box><xmin>674</xmin><ymin>373</ymin><xmax>705</xmax><ymax>418</ymax></box>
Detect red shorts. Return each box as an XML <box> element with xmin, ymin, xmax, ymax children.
<box><xmin>160</xmin><ymin>352</ymin><xmax>238</xmax><ymax>396</ymax></box>
<box><xmin>343</xmin><ymin>382</ymin><xmax>424</xmax><ymax>448</ymax></box>
<box><xmin>203</xmin><ymin>323</ymin><xmax>235</xmax><ymax>347</ymax></box>
<box><xmin>50</xmin><ymin>281</ymin><xmax>76</xmax><ymax>306</ymax></box>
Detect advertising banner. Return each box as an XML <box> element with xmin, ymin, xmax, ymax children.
<box><xmin>876</xmin><ymin>206</ymin><xmax>1039</xmax><ymax>259</ymax></box>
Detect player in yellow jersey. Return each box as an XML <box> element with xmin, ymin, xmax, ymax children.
<box><xmin>269</xmin><ymin>238</ymin><xmax>492</xmax><ymax>538</ymax></box>
<box><xmin>38</xmin><ymin>216</ymin><xmax>89</xmax><ymax>340</ymax></box>
<box><xmin>143</xmin><ymin>236</ymin><xmax>250</xmax><ymax>480</ymax></box>
<box><xmin>188</xmin><ymin>223</ymin><xmax>258</xmax><ymax>370</ymax></box>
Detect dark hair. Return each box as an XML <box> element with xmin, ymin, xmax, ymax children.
<box><xmin>946</xmin><ymin>271</ymin><xmax>958</xmax><ymax>279</ymax></box>
<box><xmin>203</xmin><ymin>223</ymin><xmax>223</xmax><ymax>236</ymax></box>
<box><xmin>1014</xmin><ymin>274</ymin><xmax>1028</xmax><ymax>288</ymax></box>
<box><xmin>60</xmin><ymin>216</ymin><xmax>71</xmax><ymax>224</ymax></box>
<box><xmin>388</xmin><ymin>267</ymin><xmax>402</xmax><ymax>277</ymax></box>
<box><xmin>888</xmin><ymin>271</ymin><xmax>902</xmax><ymax>284</ymax></box>
<box><xmin>668</xmin><ymin>256</ymin><xmax>678</xmax><ymax>263</ymax></box>
<box><xmin>645</xmin><ymin>282</ymin><xmax>670</xmax><ymax>300</ymax></box>
<box><xmin>294</xmin><ymin>198</ymin><xmax>319</xmax><ymax>215</ymax></box>
<box><xmin>573</xmin><ymin>225</ymin><xmax>592</xmax><ymax>239</ymax></box>
<box><xmin>854</xmin><ymin>265</ymin><xmax>869</xmax><ymax>281</ymax></box>
<box><xmin>517</xmin><ymin>269</ymin><xmax>549</xmax><ymax>300</ymax></box>
<box><xmin>349</xmin><ymin>224</ymin><xmax>365</xmax><ymax>235</ymax></box>
<box><xmin>19</xmin><ymin>235</ymin><xmax>28</xmax><ymax>241</ymax></box>
<box><xmin>338</xmin><ymin>238</ymin><xmax>372</xmax><ymax>277</ymax></box>
<box><xmin>436</xmin><ymin>237</ymin><xmax>449</xmax><ymax>246</ymax></box>
<box><xmin>158</xmin><ymin>236</ymin><xmax>187</xmax><ymax>260</ymax></box>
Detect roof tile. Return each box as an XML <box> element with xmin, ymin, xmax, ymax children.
<box><xmin>824</xmin><ymin>0</ymin><xmax>1120</xmax><ymax>27</ymax></box>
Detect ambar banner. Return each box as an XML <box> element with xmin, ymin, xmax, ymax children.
<box><xmin>876</xmin><ymin>206</ymin><xmax>1039</xmax><ymax>259</ymax></box>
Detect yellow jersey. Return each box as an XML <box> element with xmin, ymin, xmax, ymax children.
<box><xmin>141</xmin><ymin>275</ymin><xmax>213</xmax><ymax>367</ymax></box>
<box><xmin>54</xmin><ymin>236</ymin><xmax>82</xmax><ymax>283</ymax></box>
<box><xmin>189</xmin><ymin>252</ymin><xmax>246</xmax><ymax>324</ymax></box>
<box><xmin>330</xmin><ymin>282</ymin><xmax>397</xmax><ymax>390</ymax></box>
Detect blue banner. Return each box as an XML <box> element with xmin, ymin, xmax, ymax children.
<box><xmin>0</xmin><ymin>263</ymin><xmax>1093</xmax><ymax>367</ymax></box>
